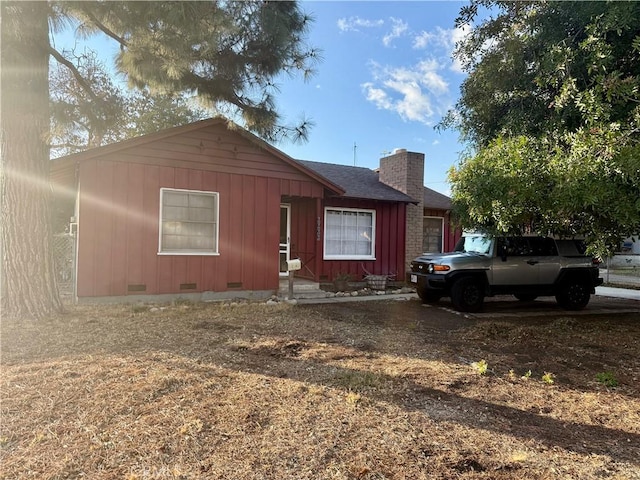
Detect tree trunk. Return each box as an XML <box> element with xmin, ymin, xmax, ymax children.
<box><xmin>1</xmin><ymin>2</ymin><xmax>63</xmax><ymax>319</ymax></box>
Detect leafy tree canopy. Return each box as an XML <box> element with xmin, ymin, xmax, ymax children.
<box><xmin>445</xmin><ymin>0</ymin><xmax>640</xmax><ymax>255</ymax></box>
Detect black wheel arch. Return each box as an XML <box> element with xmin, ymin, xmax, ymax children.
<box><xmin>555</xmin><ymin>268</ymin><xmax>597</xmax><ymax>293</ymax></box>
<box><xmin>446</xmin><ymin>270</ymin><xmax>490</xmax><ymax>294</ymax></box>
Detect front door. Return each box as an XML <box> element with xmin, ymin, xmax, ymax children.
<box><xmin>279</xmin><ymin>204</ymin><xmax>291</xmax><ymax>277</ymax></box>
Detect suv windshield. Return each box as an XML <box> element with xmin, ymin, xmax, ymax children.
<box><xmin>454</xmin><ymin>235</ymin><xmax>492</xmax><ymax>254</ymax></box>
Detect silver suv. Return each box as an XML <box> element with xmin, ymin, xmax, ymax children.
<box><xmin>407</xmin><ymin>233</ymin><xmax>603</xmax><ymax>312</ymax></box>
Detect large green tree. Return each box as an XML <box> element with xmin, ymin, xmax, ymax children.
<box><xmin>445</xmin><ymin>1</ymin><xmax>640</xmax><ymax>255</ymax></box>
<box><xmin>1</xmin><ymin>1</ymin><xmax>319</xmax><ymax>319</ymax></box>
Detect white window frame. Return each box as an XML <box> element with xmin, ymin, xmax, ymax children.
<box><xmin>423</xmin><ymin>216</ymin><xmax>445</xmax><ymax>253</ymax></box>
<box><xmin>158</xmin><ymin>188</ymin><xmax>220</xmax><ymax>256</ymax></box>
<box><xmin>323</xmin><ymin>207</ymin><xmax>376</xmax><ymax>260</ymax></box>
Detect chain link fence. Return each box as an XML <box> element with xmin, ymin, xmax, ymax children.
<box><xmin>53</xmin><ymin>233</ymin><xmax>76</xmax><ymax>303</ymax></box>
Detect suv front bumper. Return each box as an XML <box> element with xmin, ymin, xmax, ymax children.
<box><xmin>407</xmin><ymin>272</ymin><xmax>448</xmax><ymax>292</ymax></box>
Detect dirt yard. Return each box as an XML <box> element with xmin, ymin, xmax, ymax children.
<box><xmin>1</xmin><ymin>299</ymin><xmax>639</xmax><ymax>479</ymax></box>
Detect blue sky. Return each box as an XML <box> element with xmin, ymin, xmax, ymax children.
<box><xmin>53</xmin><ymin>1</ymin><xmax>470</xmax><ymax>196</ymax></box>
<box><xmin>274</xmin><ymin>1</ymin><xmax>471</xmax><ymax>195</ymax></box>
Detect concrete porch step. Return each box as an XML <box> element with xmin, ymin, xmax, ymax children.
<box><xmin>278</xmin><ymin>278</ymin><xmax>329</xmax><ymax>299</ymax></box>
<box><xmin>283</xmin><ymin>291</ymin><xmax>331</xmax><ymax>300</ymax></box>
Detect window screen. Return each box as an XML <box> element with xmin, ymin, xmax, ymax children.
<box><xmin>159</xmin><ymin>189</ymin><xmax>219</xmax><ymax>254</ymax></box>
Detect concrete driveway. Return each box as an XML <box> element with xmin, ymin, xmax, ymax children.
<box><xmin>299</xmin><ymin>290</ymin><xmax>639</xmax><ymax>319</ymax></box>
<box><xmin>596</xmin><ymin>286</ymin><xmax>640</xmax><ymax>301</ymax></box>
<box><xmin>446</xmin><ymin>293</ymin><xmax>640</xmax><ymax>319</ymax></box>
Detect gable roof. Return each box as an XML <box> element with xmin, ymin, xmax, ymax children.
<box><xmin>50</xmin><ymin>117</ymin><xmax>344</xmax><ymax>196</ymax></box>
<box><xmin>297</xmin><ymin>160</ymin><xmax>416</xmax><ymax>203</ymax></box>
<box><xmin>424</xmin><ymin>187</ymin><xmax>452</xmax><ymax>210</ymax></box>
<box><xmin>50</xmin><ymin>117</ymin><xmax>453</xmax><ymax>208</ymax></box>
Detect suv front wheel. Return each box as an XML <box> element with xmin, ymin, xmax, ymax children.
<box><xmin>556</xmin><ymin>279</ymin><xmax>591</xmax><ymax>310</ymax></box>
<box><xmin>451</xmin><ymin>277</ymin><xmax>485</xmax><ymax>312</ymax></box>
<box><xmin>418</xmin><ymin>288</ymin><xmax>441</xmax><ymax>304</ymax></box>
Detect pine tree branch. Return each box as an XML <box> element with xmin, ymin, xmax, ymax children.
<box><xmin>83</xmin><ymin>10</ymin><xmax>128</xmax><ymax>49</ymax></box>
<box><xmin>49</xmin><ymin>47</ymin><xmax>99</xmax><ymax>102</ymax></box>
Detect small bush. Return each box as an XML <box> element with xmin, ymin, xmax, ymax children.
<box><xmin>595</xmin><ymin>372</ymin><xmax>618</xmax><ymax>388</ymax></box>
<box><xmin>471</xmin><ymin>359</ymin><xmax>488</xmax><ymax>375</ymax></box>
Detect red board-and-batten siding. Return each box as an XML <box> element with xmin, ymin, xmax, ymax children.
<box><xmin>75</xmin><ymin>125</ymin><xmax>325</xmax><ymax>298</ymax></box>
<box><xmin>288</xmin><ymin>198</ymin><xmax>407</xmax><ymax>283</ymax></box>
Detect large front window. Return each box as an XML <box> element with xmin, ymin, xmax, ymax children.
<box><xmin>324</xmin><ymin>208</ymin><xmax>375</xmax><ymax>260</ymax></box>
<box><xmin>159</xmin><ymin>188</ymin><xmax>219</xmax><ymax>255</ymax></box>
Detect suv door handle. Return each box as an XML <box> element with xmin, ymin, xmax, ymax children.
<box><xmin>527</xmin><ymin>260</ymin><xmax>539</xmax><ymax>265</ymax></box>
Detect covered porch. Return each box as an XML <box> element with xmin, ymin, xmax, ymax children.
<box><xmin>279</xmin><ymin>196</ymin><xmax>323</xmax><ymax>282</ymax></box>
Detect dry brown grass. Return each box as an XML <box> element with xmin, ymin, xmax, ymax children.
<box><xmin>1</xmin><ymin>301</ymin><xmax>639</xmax><ymax>479</ymax></box>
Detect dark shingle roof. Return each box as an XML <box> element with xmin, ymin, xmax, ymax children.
<box><xmin>424</xmin><ymin>187</ymin><xmax>452</xmax><ymax>210</ymax></box>
<box><xmin>297</xmin><ymin>160</ymin><xmax>416</xmax><ymax>203</ymax></box>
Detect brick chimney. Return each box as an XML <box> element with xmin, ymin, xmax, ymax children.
<box><xmin>379</xmin><ymin>149</ymin><xmax>425</xmax><ymax>268</ymax></box>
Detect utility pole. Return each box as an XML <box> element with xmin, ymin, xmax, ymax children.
<box><xmin>353</xmin><ymin>142</ymin><xmax>357</xmax><ymax>166</ymax></box>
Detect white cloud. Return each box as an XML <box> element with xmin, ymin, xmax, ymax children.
<box><xmin>382</xmin><ymin>17</ymin><xmax>409</xmax><ymax>47</ymax></box>
<box><xmin>450</xmin><ymin>24</ymin><xmax>471</xmax><ymax>47</ymax></box>
<box><xmin>413</xmin><ymin>25</ymin><xmax>467</xmax><ymax>51</ymax></box>
<box><xmin>337</xmin><ymin>16</ymin><xmax>384</xmax><ymax>32</ymax></box>
<box><xmin>361</xmin><ymin>60</ymin><xmax>450</xmax><ymax>125</ymax></box>
<box><xmin>361</xmin><ymin>82</ymin><xmax>393</xmax><ymax>110</ymax></box>
<box><xmin>412</xmin><ymin>31</ymin><xmax>434</xmax><ymax>50</ymax></box>
<box><xmin>412</xmin><ymin>25</ymin><xmax>471</xmax><ymax>73</ymax></box>
<box><xmin>392</xmin><ymin>82</ymin><xmax>434</xmax><ymax>123</ymax></box>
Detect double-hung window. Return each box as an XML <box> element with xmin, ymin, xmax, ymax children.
<box><xmin>159</xmin><ymin>188</ymin><xmax>219</xmax><ymax>255</ymax></box>
<box><xmin>324</xmin><ymin>208</ymin><xmax>375</xmax><ymax>260</ymax></box>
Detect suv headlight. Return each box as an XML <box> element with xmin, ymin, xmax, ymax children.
<box><xmin>428</xmin><ymin>264</ymin><xmax>450</xmax><ymax>273</ymax></box>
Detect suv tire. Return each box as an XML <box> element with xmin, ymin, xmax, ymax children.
<box><xmin>556</xmin><ymin>279</ymin><xmax>591</xmax><ymax>310</ymax></box>
<box><xmin>451</xmin><ymin>277</ymin><xmax>484</xmax><ymax>312</ymax></box>
<box><xmin>418</xmin><ymin>288</ymin><xmax>441</xmax><ymax>304</ymax></box>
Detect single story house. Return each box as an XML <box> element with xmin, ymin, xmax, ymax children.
<box><xmin>50</xmin><ymin>118</ymin><xmax>459</xmax><ymax>302</ymax></box>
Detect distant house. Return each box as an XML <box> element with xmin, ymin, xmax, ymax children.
<box><xmin>612</xmin><ymin>236</ymin><xmax>640</xmax><ymax>268</ymax></box>
<box><xmin>50</xmin><ymin>118</ymin><xmax>458</xmax><ymax>302</ymax></box>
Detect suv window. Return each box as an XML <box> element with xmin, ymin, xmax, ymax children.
<box><xmin>497</xmin><ymin>237</ymin><xmax>557</xmax><ymax>257</ymax></box>
<box><xmin>498</xmin><ymin>237</ymin><xmax>532</xmax><ymax>256</ymax></box>
<box><xmin>529</xmin><ymin>237</ymin><xmax>558</xmax><ymax>256</ymax></box>
<box><xmin>454</xmin><ymin>235</ymin><xmax>492</xmax><ymax>254</ymax></box>
<box><xmin>556</xmin><ymin>239</ymin><xmax>587</xmax><ymax>256</ymax></box>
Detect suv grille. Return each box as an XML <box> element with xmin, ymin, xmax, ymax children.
<box><xmin>411</xmin><ymin>262</ymin><xmax>427</xmax><ymax>273</ymax></box>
